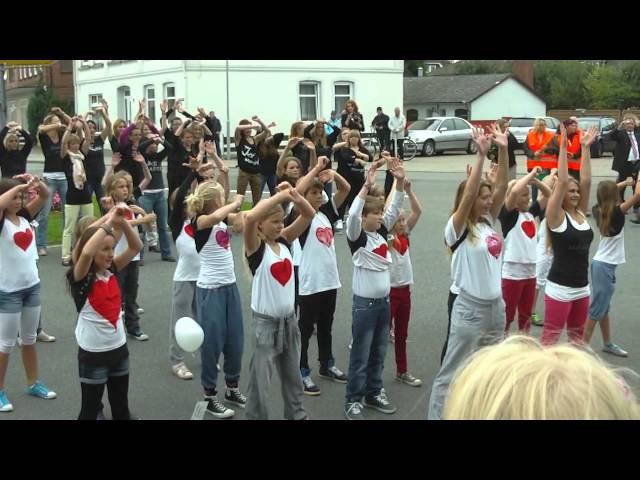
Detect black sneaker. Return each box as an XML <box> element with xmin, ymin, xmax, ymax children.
<box><xmin>302</xmin><ymin>376</ymin><xmax>321</xmax><ymax>396</ymax></box>
<box><xmin>344</xmin><ymin>401</ymin><xmax>365</xmax><ymax>420</ymax></box>
<box><xmin>149</xmin><ymin>245</ymin><xmax>161</xmax><ymax>253</ymax></box>
<box><xmin>319</xmin><ymin>366</ymin><xmax>348</xmax><ymax>384</ymax></box>
<box><xmin>162</xmin><ymin>256</ymin><xmax>176</xmax><ymax>262</ymax></box>
<box><xmin>224</xmin><ymin>388</ymin><xmax>247</xmax><ymax>408</ymax></box>
<box><xmin>205</xmin><ymin>395</ymin><xmax>235</xmax><ymax>419</ymax></box>
<box><xmin>127</xmin><ymin>328</ymin><xmax>149</xmax><ymax>341</ymax></box>
<box><xmin>364</xmin><ymin>389</ymin><xmax>397</xmax><ymax>414</ymax></box>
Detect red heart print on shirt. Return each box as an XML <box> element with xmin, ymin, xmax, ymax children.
<box><xmin>184</xmin><ymin>223</ymin><xmax>194</xmax><ymax>238</ymax></box>
<box><xmin>521</xmin><ymin>220</ymin><xmax>536</xmax><ymax>239</ymax></box>
<box><xmin>485</xmin><ymin>233</ymin><xmax>503</xmax><ymax>259</ymax></box>
<box><xmin>372</xmin><ymin>243</ymin><xmax>388</xmax><ymax>258</ymax></box>
<box><xmin>270</xmin><ymin>258</ymin><xmax>293</xmax><ymax>286</ymax></box>
<box><xmin>88</xmin><ymin>275</ymin><xmax>121</xmax><ymax>329</ymax></box>
<box><xmin>315</xmin><ymin>227</ymin><xmax>333</xmax><ymax>247</ymax></box>
<box><xmin>14</xmin><ymin>229</ymin><xmax>33</xmax><ymax>251</ymax></box>
<box><xmin>124</xmin><ymin>209</ymin><xmax>134</xmax><ymax>221</ymax></box>
<box><xmin>215</xmin><ymin>229</ymin><xmax>230</xmax><ymax>250</ymax></box>
<box><xmin>393</xmin><ymin>235</ymin><xmax>409</xmax><ymax>255</ymax></box>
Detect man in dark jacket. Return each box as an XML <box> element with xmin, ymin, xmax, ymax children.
<box><xmin>371</xmin><ymin>107</ymin><xmax>390</xmax><ymax>152</ymax></box>
<box><xmin>207</xmin><ymin>111</ymin><xmax>223</xmax><ymax>157</ymax></box>
<box><xmin>607</xmin><ymin>115</ymin><xmax>640</xmax><ymax>220</ymax></box>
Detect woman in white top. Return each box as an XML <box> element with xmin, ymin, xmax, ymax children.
<box><xmin>541</xmin><ymin>123</ymin><xmax>597</xmax><ymax>346</ymax></box>
<box><xmin>0</xmin><ymin>176</ymin><xmax>54</xmax><ymax>413</ymax></box>
<box><xmin>427</xmin><ymin>124</ymin><xmax>509</xmax><ymax>420</ymax></box>
<box><xmin>244</xmin><ymin>186</ymin><xmax>315</xmax><ymax>420</ymax></box>
<box><xmin>583</xmin><ymin>177</ymin><xmax>640</xmax><ymax>357</ymax></box>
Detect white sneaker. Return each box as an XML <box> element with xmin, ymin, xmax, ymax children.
<box><xmin>334</xmin><ymin>220</ymin><xmax>344</xmax><ymax>232</ymax></box>
<box><xmin>396</xmin><ymin>372</ymin><xmax>423</xmax><ymax>387</ymax></box>
<box><xmin>137</xmin><ymin>307</ymin><xmax>145</xmax><ymax>315</ymax></box>
<box><xmin>37</xmin><ymin>330</ymin><xmax>56</xmax><ymax>342</ymax></box>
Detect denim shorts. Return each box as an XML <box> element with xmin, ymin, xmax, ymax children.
<box><xmin>0</xmin><ymin>282</ymin><xmax>41</xmax><ymax>313</ymax></box>
<box><xmin>78</xmin><ymin>347</ymin><xmax>130</xmax><ymax>385</ymax></box>
<box><xmin>589</xmin><ymin>260</ymin><xmax>617</xmax><ymax>321</ymax></box>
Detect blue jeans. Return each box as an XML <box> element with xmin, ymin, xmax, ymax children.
<box><xmin>260</xmin><ymin>173</ymin><xmax>277</xmax><ymax>197</ymax></box>
<box><xmin>345</xmin><ymin>294</ymin><xmax>390</xmax><ymax>404</ymax></box>
<box><xmin>138</xmin><ymin>190</ymin><xmax>172</xmax><ymax>259</ymax></box>
<box><xmin>36</xmin><ymin>177</ymin><xmax>67</xmax><ymax>249</ymax></box>
<box><xmin>196</xmin><ymin>283</ymin><xmax>244</xmax><ymax>393</ymax></box>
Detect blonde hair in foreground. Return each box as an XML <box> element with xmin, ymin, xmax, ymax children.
<box><xmin>443</xmin><ymin>336</ymin><xmax>640</xmax><ymax>420</ymax></box>
<box><xmin>185</xmin><ymin>180</ymin><xmax>225</xmax><ymax>216</ymax></box>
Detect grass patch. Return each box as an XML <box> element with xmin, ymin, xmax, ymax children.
<box><xmin>47</xmin><ymin>198</ymin><xmax>102</xmax><ymax>245</ymax></box>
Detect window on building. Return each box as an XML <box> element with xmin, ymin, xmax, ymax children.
<box><xmin>406</xmin><ymin>109</ymin><xmax>419</xmax><ymax>122</ymax></box>
<box><xmin>164</xmin><ymin>82</ymin><xmax>176</xmax><ymax>111</ymax></box>
<box><xmin>144</xmin><ymin>85</ymin><xmax>156</xmax><ymax>124</ymax></box>
<box><xmin>18</xmin><ymin>68</ymin><xmax>23</xmax><ymax>80</ymax></box>
<box><xmin>299</xmin><ymin>82</ymin><xmax>319</xmax><ymax>121</ymax></box>
<box><xmin>334</xmin><ymin>82</ymin><xmax>353</xmax><ymax>115</ymax></box>
<box><xmin>89</xmin><ymin>94</ymin><xmax>104</xmax><ymax>130</ymax></box>
<box><xmin>117</xmin><ymin>86</ymin><xmax>132</xmax><ymax>123</ymax></box>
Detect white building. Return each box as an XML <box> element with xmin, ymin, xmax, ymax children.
<box><xmin>73</xmin><ymin>60</ymin><xmax>404</xmax><ymax>147</ymax></box>
<box><xmin>403</xmin><ymin>73</ymin><xmax>546</xmax><ymax>123</ymax></box>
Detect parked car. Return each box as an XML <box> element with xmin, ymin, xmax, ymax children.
<box><xmin>508</xmin><ymin>117</ymin><xmax>560</xmax><ymax>146</ymax></box>
<box><xmin>406</xmin><ymin>117</ymin><xmax>477</xmax><ymax>157</ymax></box>
<box><xmin>577</xmin><ymin>116</ymin><xmax>617</xmax><ymax>158</ymax></box>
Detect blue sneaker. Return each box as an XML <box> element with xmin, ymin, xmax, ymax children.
<box><xmin>26</xmin><ymin>381</ymin><xmax>57</xmax><ymax>399</ymax></box>
<box><xmin>0</xmin><ymin>390</ymin><xmax>14</xmax><ymax>412</ymax></box>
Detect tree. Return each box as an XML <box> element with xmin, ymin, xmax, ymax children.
<box><xmin>533</xmin><ymin>61</ymin><xmax>593</xmax><ymax>109</ymax></box>
<box><xmin>454</xmin><ymin>60</ymin><xmax>511</xmax><ymax>75</ymax></box>
<box><xmin>404</xmin><ymin>60</ymin><xmax>423</xmax><ymax>77</ymax></box>
<box><xmin>584</xmin><ymin>65</ymin><xmax>640</xmax><ymax>109</ymax></box>
<box><xmin>27</xmin><ymin>74</ymin><xmax>74</xmax><ymax>141</ymax></box>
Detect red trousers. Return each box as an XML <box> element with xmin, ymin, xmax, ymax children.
<box><xmin>501</xmin><ymin>277</ymin><xmax>537</xmax><ymax>334</ymax></box>
<box><xmin>541</xmin><ymin>295</ymin><xmax>589</xmax><ymax>346</ymax></box>
<box><xmin>390</xmin><ymin>286</ymin><xmax>411</xmax><ymax>374</ymax></box>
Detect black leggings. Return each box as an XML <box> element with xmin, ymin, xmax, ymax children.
<box><xmin>440</xmin><ymin>291</ymin><xmax>458</xmax><ymax>364</ymax></box>
<box><xmin>299</xmin><ymin>289</ymin><xmax>338</xmax><ymax>371</ymax></box>
<box><xmin>78</xmin><ymin>375</ymin><xmax>130</xmax><ymax>420</ymax></box>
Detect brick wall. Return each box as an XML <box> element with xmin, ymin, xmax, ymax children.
<box><xmin>5</xmin><ymin>60</ymin><xmax>74</xmax><ymax>101</ymax></box>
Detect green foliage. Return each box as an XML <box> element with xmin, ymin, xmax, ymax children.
<box><xmin>534</xmin><ymin>61</ymin><xmax>593</xmax><ymax>109</ymax></box>
<box><xmin>26</xmin><ymin>74</ymin><xmax>75</xmax><ymax>140</ymax></box>
<box><xmin>455</xmin><ymin>60</ymin><xmax>512</xmax><ymax>75</ymax></box>
<box><xmin>404</xmin><ymin>60</ymin><xmax>423</xmax><ymax>77</ymax></box>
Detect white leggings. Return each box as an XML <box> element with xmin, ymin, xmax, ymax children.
<box><xmin>0</xmin><ymin>307</ymin><xmax>41</xmax><ymax>353</ymax></box>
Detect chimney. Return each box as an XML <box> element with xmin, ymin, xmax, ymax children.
<box><xmin>512</xmin><ymin>60</ymin><xmax>534</xmax><ymax>89</ymax></box>
<box><xmin>417</xmin><ymin>67</ymin><xmax>424</xmax><ymax>77</ymax></box>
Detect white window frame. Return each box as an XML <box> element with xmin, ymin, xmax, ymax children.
<box><xmin>163</xmin><ymin>82</ymin><xmax>176</xmax><ymax>111</ymax></box>
<box><xmin>144</xmin><ymin>84</ymin><xmax>156</xmax><ymax>124</ymax></box>
<box><xmin>299</xmin><ymin>81</ymin><xmax>320</xmax><ymax>121</ymax></box>
<box><xmin>334</xmin><ymin>81</ymin><xmax>354</xmax><ymax>116</ymax></box>
<box><xmin>117</xmin><ymin>86</ymin><xmax>132</xmax><ymax>123</ymax></box>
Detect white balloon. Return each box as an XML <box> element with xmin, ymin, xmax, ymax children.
<box><xmin>175</xmin><ymin>317</ymin><xmax>204</xmax><ymax>353</ymax></box>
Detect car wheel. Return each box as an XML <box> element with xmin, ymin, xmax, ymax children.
<box><xmin>467</xmin><ymin>140</ymin><xmax>478</xmax><ymax>154</ymax></box>
<box><xmin>423</xmin><ymin>140</ymin><xmax>435</xmax><ymax>157</ymax></box>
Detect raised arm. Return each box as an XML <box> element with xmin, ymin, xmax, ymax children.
<box><xmin>73</xmin><ymin>210</ymin><xmax>116</xmax><ymax>281</ymax></box>
<box><xmin>134</xmin><ymin>152</ymin><xmax>152</xmax><ymax>191</ymax></box>
<box><xmin>505</xmin><ymin>167</ymin><xmax>541</xmax><ymax>211</ymax></box>
<box><xmin>244</xmin><ymin>189</ymin><xmax>291</xmax><ymax>255</ymax></box>
<box><xmin>545</xmin><ymin>123</ymin><xmax>569</xmax><ymax>230</ymax></box>
<box><xmin>80</xmin><ymin>118</ymin><xmax>92</xmax><ymax>156</ymax></box>
<box><xmin>578</xmin><ymin>125</ymin><xmax>596</xmax><ymax>215</ymax></box>
<box><xmin>451</xmin><ymin>127</ymin><xmax>491</xmax><ymax>236</ymax></box>
<box><xmin>276</xmin><ymin>137</ymin><xmax>303</xmax><ymax>177</ymax></box>
<box><xmin>281</xmin><ymin>188</ymin><xmax>315</xmax><ymax>243</ymax></box>
<box><xmin>488</xmin><ymin>123</ymin><xmax>509</xmax><ymax>220</ymax></box>
<box><xmin>318</xmin><ymin>169</ymin><xmax>351</xmax><ymax>210</ymax></box>
<box><xmin>621</xmin><ymin>177</ymin><xmax>640</xmax><ymax>213</ymax></box>
<box><xmin>195</xmin><ymin>193</ymin><xmax>244</xmax><ymax>231</ymax></box>
<box><xmin>382</xmin><ymin>160</ymin><xmax>406</xmax><ymax>230</ymax></box>
<box><xmin>61</xmin><ymin>125</ymin><xmax>72</xmax><ymax>158</ymax></box>
<box><xmin>346</xmin><ymin>164</ymin><xmax>378</xmax><ymax>241</ymax></box>
<box><xmin>112</xmin><ymin>209</ymin><xmax>144</xmax><ymax>271</ymax></box>
<box><xmin>98</xmin><ymin>106</ymin><xmax>112</xmax><ymax>142</ymax></box>
<box><xmin>404</xmin><ymin>179</ymin><xmax>423</xmax><ymax>231</ymax></box>
<box><xmin>295</xmin><ymin>156</ymin><xmax>328</xmax><ymax>194</ymax></box>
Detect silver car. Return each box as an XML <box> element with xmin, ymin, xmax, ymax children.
<box><xmin>406</xmin><ymin>117</ymin><xmax>477</xmax><ymax>157</ymax></box>
<box><xmin>508</xmin><ymin>117</ymin><xmax>560</xmax><ymax>146</ymax></box>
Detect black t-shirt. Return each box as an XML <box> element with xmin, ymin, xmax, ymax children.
<box><xmin>63</xmin><ymin>154</ymin><xmax>93</xmax><ymax>205</ymax></box>
<box><xmin>139</xmin><ymin>140</ymin><xmax>169</xmax><ymax>191</ymax></box>
<box><xmin>291</xmin><ymin>143</ymin><xmax>311</xmax><ymax>174</ymax></box>
<box><xmin>84</xmin><ymin>136</ymin><xmax>105</xmax><ymax>179</ymax></box>
<box><xmin>592</xmin><ymin>204</ymin><xmax>625</xmax><ymax>237</ymax></box>
<box><xmin>237</xmin><ymin>138</ymin><xmax>260</xmax><ymax>174</ymax></box>
<box><xmin>258</xmin><ymin>133</ymin><xmax>284</xmax><ymax>176</ymax></box>
<box><xmin>114</xmin><ymin>144</ymin><xmax>143</xmax><ymax>198</ymax></box>
<box><xmin>372</xmin><ymin>114</ymin><xmax>390</xmax><ymax>133</ymax></box>
<box><xmin>165</xmin><ymin>131</ymin><xmax>192</xmax><ymax>181</ymax></box>
<box><xmin>39</xmin><ymin>132</ymin><xmax>63</xmax><ymax>173</ymax></box>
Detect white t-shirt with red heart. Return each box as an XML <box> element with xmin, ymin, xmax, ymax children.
<box><xmin>173</xmin><ymin>220</ymin><xmax>200</xmax><ymax>282</ymax></box>
<box><xmin>298</xmin><ymin>209</ymin><xmax>342</xmax><ymax>296</ymax></box>
<box><xmin>74</xmin><ymin>270</ymin><xmax>126</xmax><ymax>352</ymax></box>
<box><xmin>389</xmin><ymin>230</ymin><xmax>413</xmax><ymax>288</ymax></box>
<box><xmin>444</xmin><ymin>215</ymin><xmax>503</xmax><ymax>301</ymax></box>
<box><xmin>500</xmin><ymin>209</ymin><xmax>537</xmax><ymax>280</ymax></box>
<box><xmin>249</xmin><ymin>239</ymin><xmax>295</xmax><ymax>318</ymax></box>
<box><xmin>0</xmin><ymin>212</ymin><xmax>39</xmax><ymax>293</ymax></box>
<box><xmin>194</xmin><ymin>220</ymin><xmax>236</xmax><ymax>289</ymax></box>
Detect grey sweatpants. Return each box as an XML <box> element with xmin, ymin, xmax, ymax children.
<box><xmin>427</xmin><ymin>291</ymin><xmax>505</xmax><ymax>420</ymax></box>
<box><xmin>245</xmin><ymin>311</ymin><xmax>307</xmax><ymax>420</ymax></box>
<box><xmin>169</xmin><ymin>281</ymin><xmax>197</xmax><ymax>365</ymax></box>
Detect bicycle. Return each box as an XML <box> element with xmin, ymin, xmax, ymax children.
<box><xmin>362</xmin><ymin>129</ymin><xmax>417</xmax><ymax>161</ymax></box>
